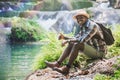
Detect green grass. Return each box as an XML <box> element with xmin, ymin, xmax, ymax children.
<box><xmin>71</xmin><ymin>0</ymin><xmax>93</xmax><ymax>10</ymax></box>
<box><xmin>107</xmin><ymin>25</ymin><xmax>120</xmax><ymax>58</ymax></box>
<box><xmin>32</xmin><ymin>32</ymin><xmax>65</xmax><ymax>69</ymax></box>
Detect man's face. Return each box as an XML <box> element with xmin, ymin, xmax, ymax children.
<box><xmin>76</xmin><ymin>15</ymin><xmax>87</xmax><ymax>25</ymax></box>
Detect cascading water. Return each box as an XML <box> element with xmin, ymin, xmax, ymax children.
<box><xmin>36</xmin><ymin>8</ymin><xmax>120</xmax><ymax>34</ymax></box>
<box><xmin>0</xmin><ymin>28</ymin><xmax>11</xmax><ymax>43</ymax></box>
<box><xmin>0</xmin><ymin>28</ymin><xmax>11</xmax><ymax>80</ymax></box>
<box><xmin>37</xmin><ymin>11</ymin><xmax>77</xmax><ymax>34</ymax></box>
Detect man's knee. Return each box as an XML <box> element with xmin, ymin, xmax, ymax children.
<box><xmin>73</xmin><ymin>42</ymin><xmax>84</xmax><ymax>51</ymax></box>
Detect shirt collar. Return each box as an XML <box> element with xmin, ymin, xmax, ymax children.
<box><xmin>81</xmin><ymin>19</ymin><xmax>90</xmax><ymax>28</ymax></box>
<box><xmin>86</xmin><ymin>19</ymin><xmax>90</xmax><ymax>27</ymax></box>
<box><xmin>84</xmin><ymin>19</ymin><xmax>90</xmax><ymax>28</ymax></box>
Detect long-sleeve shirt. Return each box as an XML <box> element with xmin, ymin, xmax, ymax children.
<box><xmin>74</xmin><ymin>19</ymin><xmax>107</xmax><ymax>54</ymax></box>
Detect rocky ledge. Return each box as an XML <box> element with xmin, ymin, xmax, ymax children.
<box><xmin>26</xmin><ymin>56</ymin><xmax>120</xmax><ymax>80</ymax></box>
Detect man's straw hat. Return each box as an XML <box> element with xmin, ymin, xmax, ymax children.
<box><xmin>73</xmin><ymin>10</ymin><xmax>90</xmax><ymax>19</ymax></box>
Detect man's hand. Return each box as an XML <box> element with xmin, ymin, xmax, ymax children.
<box><xmin>61</xmin><ymin>40</ymin><xmax>69</xmax><ymax>47</ymax></box>
<box><xmin>58</xmin><ymin>33</ymin><xmax>65</xmax><ymax>40</ymax></box>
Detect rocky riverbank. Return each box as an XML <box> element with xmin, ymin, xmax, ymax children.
<box><xmin>26</xmin><ymin>56</ymin><xmax>120</xmax><ymax>80</ymax></box>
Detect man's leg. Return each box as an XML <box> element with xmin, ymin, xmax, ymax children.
<box><xmin>67</xmin><ymin>42</ymin><xmax>84</xmax><ymax>67</ymax></box>
<box><xmin>45</xmin><ymin>43</ymin><xmax>74</xmax><ymax>68</ymax></box>
<box><xmin>53</xmin><ymin>42</ymin><xmax>84</xmax><ymax>75</ymax></box>
<box><xmin>57</xmin><ymin>43</ymin><xmax>74</xmax><ymax>63</ymax></box>
<box><xmin>83</xmin><ymin>43</ymin><xmax>104</xmax><ymax>59</ymax></box>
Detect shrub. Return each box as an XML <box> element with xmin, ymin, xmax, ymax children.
<box><xmin>9</xmin><ymin>17</ymin><xmax>46</xmax><ymax>42</ymax></box>
<box><xmin>71</xmin><ymin>0</ymin><xmax>93</xmax><ymax>10</ymax></box>
<box><xmin>112</xmin><ymin>58</ymin><xmax>120</xmax><ymax>80</ymax></box>
<box><xmin>32</xmin><ymin>32</ymin><xmax>64</xmax><ymax>69</ymax></box>
<box><xmin>107</xmin><ymin>25</ymin><xmax>120</xmax><ymax>57</ymax></box>
<box><xmin>0</xmin><ymin>17</ymin><xmax>46</xmax><ymax>42</ymax></box>
<box><xmin>94</xmin><ymin>74</ymin><xmax>111</xmax><ymax>80</ymax></box>
<box><xmin>0</xmin><ymin>11</ymin><xmax>19</xmax><ymax>17</ymax></box>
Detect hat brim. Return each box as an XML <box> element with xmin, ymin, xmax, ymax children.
<box><xmin>73</xmin><ymin>14</ymin><xmax>89</xmax><ymax>20</ymax></box>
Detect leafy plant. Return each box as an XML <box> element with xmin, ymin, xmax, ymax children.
<box><xmin>71</xmin><ymin>0</ymin><xmax>93</xmax><ymax>10</ymax></box>
<box><xmin>94</xmin><ymin>74</ymin><xmax>111</xmax><ymax>80</ymax></box>
<box><xmin>0</xmin><ymin>11</ymin><xmax>19</xmax><ymax>17</ymax></box>
<box><xmin>112</xmin><ymin>58</ymin><xmax>120</xmax><ymax>80</ymax></box>
<box><xmin>107</xmin><ymin>25</ymin><xmax>120</xmax><ymax>58</ymax></box>
<box><xmin>32</xmin><ymin>32</ymin><xmax>64</xmax><ymax>69</ymax></box>
<box><xmin>0</xmin><ymin>17</ymin><xmax>46</xmax><ymax>42</ymax></box>
<box><xmin>10</xmin><ymin>17</ymin><xmax>46</xmax><ymax>42</ymax></box>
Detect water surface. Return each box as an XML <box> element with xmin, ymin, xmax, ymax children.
<box><xmin>0</xmin><ymin>43</ymin><xmax>42</xmax><ymax>80</ymax></box>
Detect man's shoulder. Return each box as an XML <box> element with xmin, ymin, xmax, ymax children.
<box><xmin>89</xmin><ymin>20</ymin><xmax>97</xmax><ymax>25</ymax></box>
<box><xmin>87</xmin><ymin>20</ymin><xmax>98</xmax><ymax>28</ymax></box>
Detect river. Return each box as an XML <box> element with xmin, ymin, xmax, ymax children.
<box><xmin>0</xmin><ymin>42</ymin><xmax>42</xmax><ymax>80</ymax></box>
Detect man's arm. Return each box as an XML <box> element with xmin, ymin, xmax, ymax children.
<box><xmin>58</xmin><ymin>33</ymin><xmax>73</xmax><ymax>40</ymax></box>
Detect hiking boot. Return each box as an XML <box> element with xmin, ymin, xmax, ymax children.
<box><xmin>53</xmin><ymin>65</ymin><xmax>70</xmax><ymax>76</ymax></box>
<box><xmin>45</xmin><ymin>61</ymin><xmax>60</xmax><ymax>68</ymax></box>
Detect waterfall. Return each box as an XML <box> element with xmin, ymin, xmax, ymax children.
<box><xmin>0</xmin><ymin>28</ymin><xmax>11</xmax><ymax>43</ymax></box>
<box><xmin>37</xmin><ymin>11</ymin><xmax>77</xmax><ymax>34</ymax></box>
<box><xmin>0</xmin><ymin>27</ymin><xmax>11</xmax><ymax>80</ymax></box>
<box><xmin>60</xmin><ymin>0</ymin><xmax>72</xmax><ymax>10</ymax></box>
<box><xmin>36</xmin><ymin>8</ymin><xmax>120</xmax><ymax>33</ymax></box>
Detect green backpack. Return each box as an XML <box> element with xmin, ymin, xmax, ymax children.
<box><xmin>96</xmin><ymin>22</ymin><xmax>115</xmax><ymax>45</ymax></box>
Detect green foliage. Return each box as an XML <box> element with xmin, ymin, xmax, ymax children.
<box><xmin>94</xmin><ymin>73</ymin><xmax>120</xmax><ymax>80</ymax></box>
<box><xmin>71</xmin><ymin>0</ymin><xmax>93</xmax><ymax>10</ymax></box>
<box><xmin>0</xmin><ymin>11</ymin><xmax>19</xmax><ymax>17</ymax></box>
<box><xmin>112</xmin><ymin>25</ymin><xmax>120</xmax><ymax>47</ymax></box>
<box><xmin>73</xmin><ymin>53</ymin><xmax>88</xmax><ymax>68</ymax></box>
<box><xmin>0</xmin><ymin>17</ymin><xmax>46</xmax><ymax>42</ymax></box>
<box><xmin>10</xmin><ymin>17</ymin><xmax>46</xmax><ymax>42</ymax></box>
<box><xmin>94</xmin><ymin>74</ymin><xmax>111</xmax><ymax>80</ymax></box>
<box><xmin>113</xmin><ymin>69</ymin><xmax>120</xmax><ymax>80</ymax></box>
<box><xmin>40</xmin><ymin>0</ymin><xmax>93</xmax><ymax>11</ymax></box>
<box><xmin>107</xmin><ymin>25</ymin><xmax>120</xmax><ymax>57</ymax></box>
<box><xmin>32</xmin><ymin>32</ymin><xmax>64</xmax><ymax>69</ymax></box>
